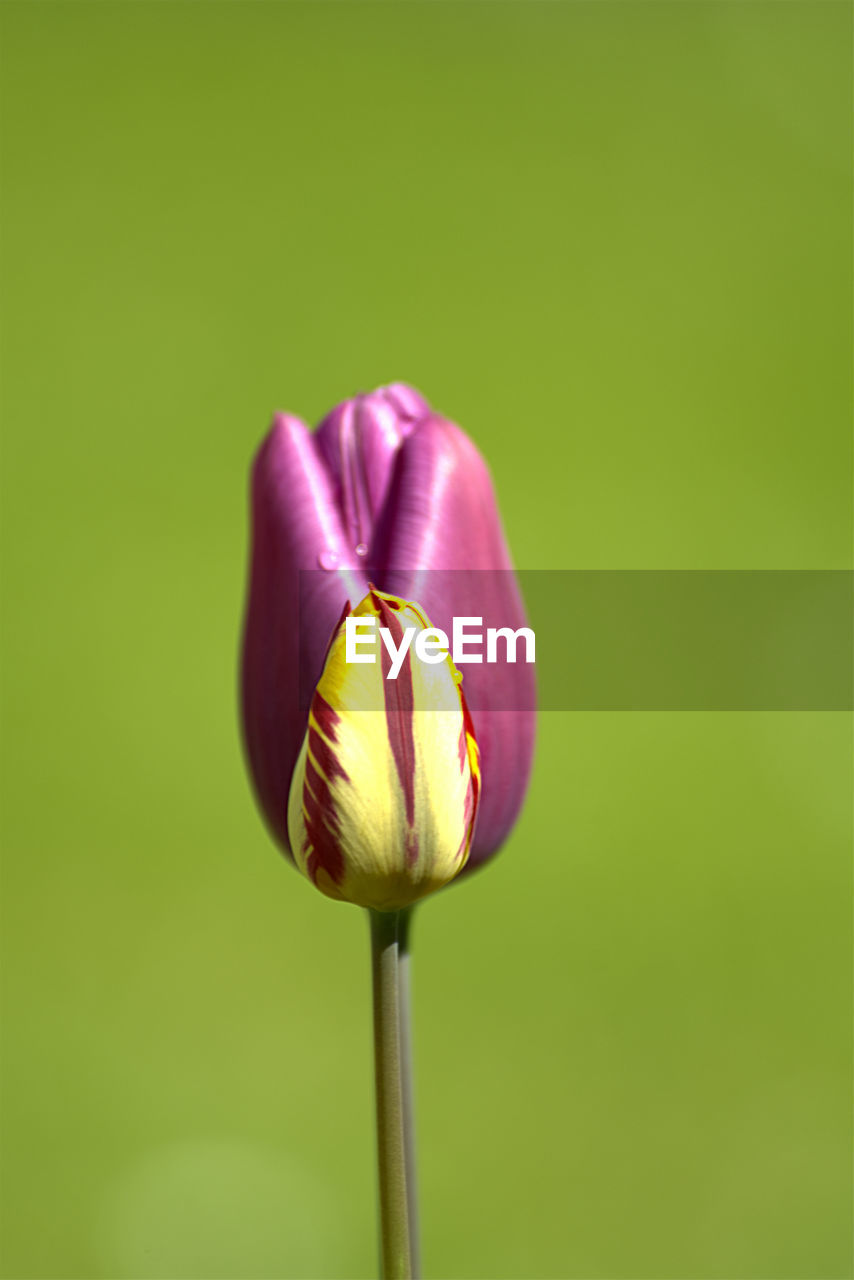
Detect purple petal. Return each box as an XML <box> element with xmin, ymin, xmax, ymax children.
<box><xmin>241</xmin><ymin>414</ymin><xmax>368</xmax><ymax>856</ymax></box>
<box><xmin>371</xmin><ymin>415</ymin><xmax>536</xmax><ymax>866</ymax></box>
<box><xmin>313</xmin><ymin>386</ymin><xmax>429</xmax><ymax>552</ymax></box>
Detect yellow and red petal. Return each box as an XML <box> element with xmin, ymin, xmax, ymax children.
<box><xmin>287</xmin><ymin>588</ymin><xmax>480</xmax><ymax>910</ymax></box>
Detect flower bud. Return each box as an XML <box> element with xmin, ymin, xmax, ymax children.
<box><xmin>287</xmin><ymin>588</ymin><xmax>480</xmax><ymax>910</ymax></box>
<box><xmin>241</xmin><ymin>383</ymin><xmax>534</xmax><ymax>878</ymax></box>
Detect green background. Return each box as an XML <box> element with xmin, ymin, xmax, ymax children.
<box><xmin>1</xmin><ymin>3</ymin><xmax>851</xmax><ymax>1278</ymax></box>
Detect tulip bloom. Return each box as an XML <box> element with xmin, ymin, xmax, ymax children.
<box><xmin>241</xmin><ymin>384</ymin><xmax>536</xmax><ymax>1279</ymax></box>
<box><xmin>288</xmin><ymin>587</ymin><xmax>480</xmax><ymax>911</ymax></box>
<box><xmin>241</xmin><ymin>383</ymin><xmax>534</xmax><ymax>879</ymax></box>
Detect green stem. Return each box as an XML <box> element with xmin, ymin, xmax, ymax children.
<box><xmin>369</xmin><ymin>908</ymin><xmax>416</xmax><ymax>1280</ymax></box>
<box><xmin>397</xmin><ymin>908</ymin><xmax>420</xmax><ymax>1277</ymax></box>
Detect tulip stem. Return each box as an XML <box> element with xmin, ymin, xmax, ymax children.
<box><xmin>397</xmin><ymin>907</ymin><xmax>420</xmax><ymax>1277</ymax></box>
<box><xmin>369</xmin><ymin>908</ymin><xmax>418</xmax><ymax>1280</ymax></box>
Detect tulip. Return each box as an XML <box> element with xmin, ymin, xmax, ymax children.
<box><xmin>241</xmin><ymin>382</ymin><xmax>535</xmax><ymax>876</ymax></box>
<box><xmin>287</xmin><ymin>586</ymin><xmax>481</xmax><ymax>911</ymax></box>
<box><xmin>241</xmin><ymin>384</ymin><xmax>536</xmax><ymax>1280</ymax></box>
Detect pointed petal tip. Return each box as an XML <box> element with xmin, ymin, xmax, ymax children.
<box><xmin>422</xmin><ymin>411</ymin><xmax>490</xmax><ymax>468</ymax></box>
<box><xmin>378</xmin><ymin>382</ymin><xmax>431</xmax><ymax>420</ymax></box>
<box><xmin>252</xmin><ymin>412</ymin><xmax>311</xmax><ymax>473</ymax></box>
<box><xmin>269</xmin><ymin>410</ymin><xmax>311</xmax><ymax>439</ymax></box>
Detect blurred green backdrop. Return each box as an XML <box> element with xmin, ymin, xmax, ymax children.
<box><xmin>1</xmin><ymin>2</ymin><xmax>851</xmax><ymax>1278</ymax></box>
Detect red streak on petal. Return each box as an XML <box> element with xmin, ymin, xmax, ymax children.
<box><xmin>455</xmin><ymin>777</ymin><xmax>475</xmax><ymax>863</ymax></box>
<box><xmin>460</xmin><ymin>687</ymin><xmax>481</xmax><ymax>816</ymax></box>
<box><xmin>309</xmin><ymin>723</ymin><xmax>349</xmax><ymax>785</ymax></box>
<box><xmin>462</xmin><ymin>776</ymin><xmax>474</xmax><ymax>827</ymax></box>
<box><xmin>302</xmin><ymin>690</ymin><xmax>349</xmax><ymax>886</ymax></box>
<box><xmin>457</xmin><ymin>725</ymin><xmax>467</xmax><ymax>773</ymax></box>
<box><xmin>373</xmin><ymin>592</ymin><xmax>417</xmax><ymax>836</ymax></box>
<box><xmin>303</xmin><ymin>781</ymin><xmax>345</xmax><ymax>886</ymax></box>
<box><xmin>312</xmin><ymin>692</ymin><xmax>342</xmax><ymax>746</ymax></box>
<box><xmin>305</xmin><ymin>756</ymin><xmax>340</xmax><ymax>830</ymax></box>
